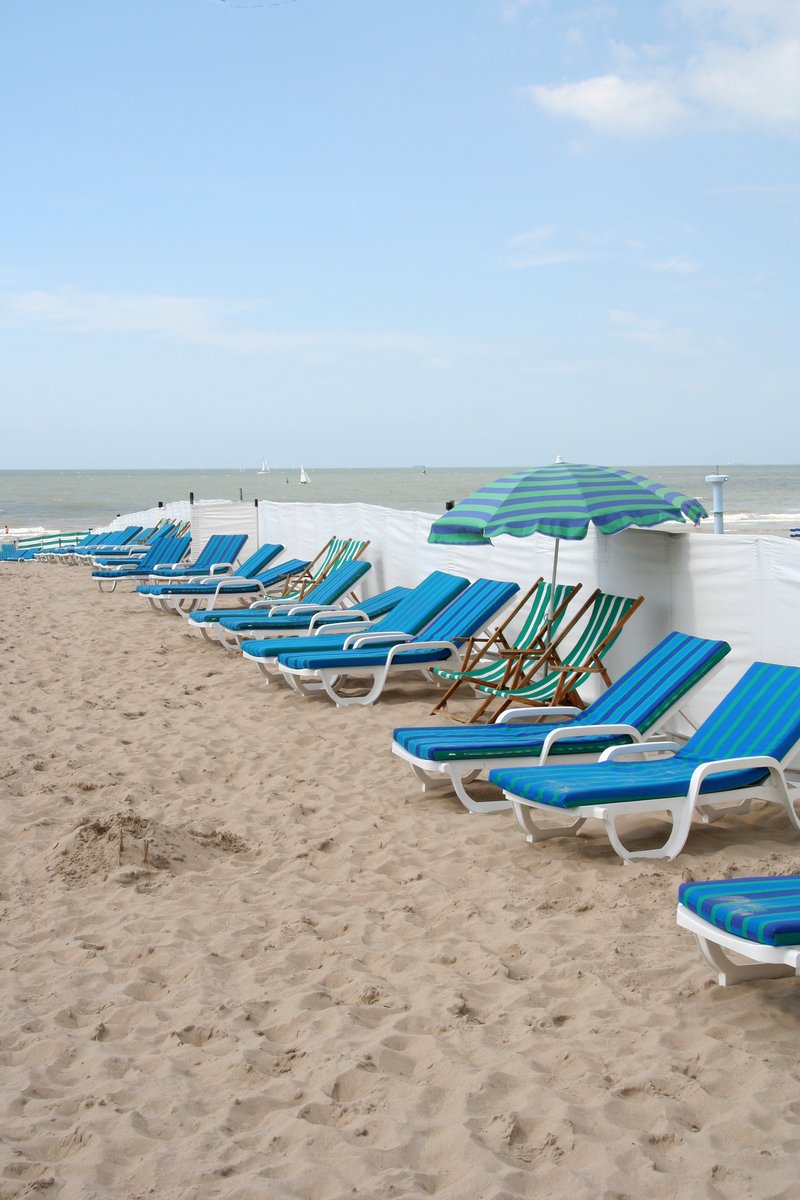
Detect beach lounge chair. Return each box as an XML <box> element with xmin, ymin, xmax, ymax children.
<box><xmin>188</xmin><ymin>582</ymin><xmax>410</xmax><ymax>645</ymax></box>
<box><xmin>67</xmin><ymin>526</ymin><xmax>144</xmax><ymax>562</ymax></box>
<box><xmin>93</xmin><ymin>535</ymin><xmax>192</xmax><ymax>591</ymax></box>
<box><xmin>391</xmin><ymin>631</ymin><xmax>731</xmax><ymax>812</ymax></box>
<box><xmin>36</xmin><ymin>531</ymin><xmax>104</xmax><ymax>561</ymax></box>
<box><xmin>146</xmin><ymin>533</ymin><xmax>248</xmax><ymax>580</ymax></box>
<box><xmin>677</xmin><ymin>875</ymin><xmax>800</xmax><ymax>986</ymax></box>
<box><xmin>277</xmin><ymin>577</ymin><xmax>521</xmax><ymax>707</ymax></box>
<box><xmin>489</xmin><ymin>661</ymin><xmax>800</xmax><ymax>863</ymax></box>
<box><xmin>134</xmin><ymin>543</ymin><xmax>286</xmax><ymax>613</ymax></box>
<box><xmin>90</xmin><ymin>521</ymin><xmax>179</xmax><ymax>562</ymax></box>
<box><xmin>429</xmin><ymin>579</ymin><xmax>580</xmax><ymax>717</ymax></box>
<box><xmin>190</xmin><ymin>559</ymin><xmax>374</xmax><ymax>645</ymax></box>
<box><xmin>461</xmin><ymin>589</ymin><xmax>644</xmax><ymax>722</ymax></box>
<box><xmin>240</xmin><ymin>570</ymin><xmax>471</xmax><ymax>682</ymax></box>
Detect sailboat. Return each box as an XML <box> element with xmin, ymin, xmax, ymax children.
<box><xmin>257</xmin><ymin>459</ymin><xmax>269</xmax><ymax>475</ymax></box>
<box><xmin>299</xmin><ymin>464</ymin><xmax>310</xmax><ymax>485</ymax></box>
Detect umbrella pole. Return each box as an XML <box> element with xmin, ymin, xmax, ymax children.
<box><xmin>546</xmin><ymin>538</ymin><xmax>560</xmax><ymax>647</ymax></box>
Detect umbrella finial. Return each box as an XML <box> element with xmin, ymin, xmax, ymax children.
<box><xmin>555</xmin><ymin>454</ymin><xmax>564</xmax><ymax>464</ymax></box>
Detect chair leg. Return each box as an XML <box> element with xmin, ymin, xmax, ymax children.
<box><xmin>694</xmin><ymin>935</ymin><xmax>796</xmax><ymax>987</ymax></box>
<box><xmin>601</xmin><ymin>802</ymin><xmax>694</xmax><ymax>864</ymax></box>
<box><xmin>450</xmin><ymin>768</ymin><xmax>511</xmax><ymax>814</ymax></box>
<box><xmin>511</xmin><ymin>802</ymin><xmax>586</xmax><ymax>842</ymax></box>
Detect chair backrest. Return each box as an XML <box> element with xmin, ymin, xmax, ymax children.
<box><xmin>139</xmin><ymin>534</ymin><xmax>191</xmax><ymax>570</ymax></box>
<box><xmin>514</xmin><ymin>580</ymin><xmax>576</xmax><ymax>649</ymax></box>
<box><xmin>253</xmin><ymin>558</ymin><xmax>310</xmax><ymax>586</ymax></box>
<box><xmin>557</xmin><ymin>591</ymin><xmax>641</xmax><ymax>669</ymax></box>
<box><xmin>233</xmin><ymin>543</ymin><xmax>283</xmax><ymax>578</ymax></box>
<box><xmin>354</xmin><ymin>586</ymin><xmax>410</xmax><ymax>619</ymax></box>
<box><xmin>294</xmin><ymin>559</ymin><xmax>372</xmax><ymax>605</ymax></box>
<box><xmin>84</xmin><ymin>527</ymin><xmax>141</xmax><ymax>552</ymax></box>
<box><xmin>308</xmin><ymin>536</ymin><xmax>370</xmax><ymax>583</ymax></box>
<box><xmin>681</xmin><ymin>662</ymin><xmax>800</xmax><ymax>764</ymax></box>
<box><xmin>576</xmin><ymin>632</ymin><xmax>731</xmax><ymax>733</ymax></box>
<box><xmin>368</xmin><ymin>572</ymin><xmax>470</xmax><ymax>636</ymax></box>
<box><xmin>192</xmin><ymin>533</ymin><xmax>248</xmax><ymax>570</ymax></box>
<box><xmin>418</xmin><ymin>578</ymin><xmax>520</xmax><ymax>642</ymax></box>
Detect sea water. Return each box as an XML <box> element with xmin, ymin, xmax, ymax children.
<box><xmin>1</xmin><ymin>465</ymin><xmax>798</xmax><ymax>537</ymax></box>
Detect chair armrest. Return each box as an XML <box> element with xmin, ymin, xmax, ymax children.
<box><xmin>540</xmin><ymin>723</ymin><xmax>642</xmax><ymax>764</ymax></box>
<box><xmin>309</xmin><ymin>609</ymin><xmax>368</xmax><ymax>630</ymax></box>
<box><xmin>496</xmin><ymin>705</ymin><xmax>581</xmax><ymax>725</ymax></box>
<box><xmin>600</xmin><ymin>740</ymin><xmax>679</xmax><ymax>762</ymax></box>
<box><xmin>206</xmin><ymin>562</ymin><xmax>234</xmax><ymax>575</ymax></box>
<box><xmin>689</xmin><ymin>755</ymin><xmax>785</xmax><ymax>795</ymax></box>
<box><xmin>382</xmin><ymin>639</ymin><xmax>460</xmax><ymax>666</ymax></box>
<box><xmin>345</xmin><ymin>630</ymin><xmax>413</xmax><ymax>649</ymax></box>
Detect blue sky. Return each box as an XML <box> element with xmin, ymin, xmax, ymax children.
<box><xmin>1</xmin><ymin>0</ymin><xmax>798</xmax><ymax>468</ymax></box>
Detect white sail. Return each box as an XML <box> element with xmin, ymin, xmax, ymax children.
<box><xmin>257</xmin><ymin>459</ymin><xmax>269</xmax><ymax>474</ymax></box>
<box><xmin>299</xmin><ymin>464</ymin><xmax>310</xmax><ymax>484</ymax></box>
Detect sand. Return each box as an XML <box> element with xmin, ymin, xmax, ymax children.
<box><xmin>1</xmin><ymin>561</ymin><xmax>798</xmax><ymax>1200</ymax></box>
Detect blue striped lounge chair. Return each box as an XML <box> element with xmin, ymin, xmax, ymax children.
<box><xmin>239</xmin><ymin>570</ymin><xmax>471</xmax><ymax>684</ymax></box>
<box><xmin>189</xmin><ymin>559</ymin><xmax>372</xmax><ymax>645</ymax></box>
<box><xmin>189</xmin><ymin>580</ymin><xmax>410</xmax><ymax>646</ymax></box>
<box><xmin>69</xmin><ymin>526</ymin><xmax>144</xmax><ymax>562</ymax></box>
<box><xmin>93</xmin><ymin>535</ymin><xmax>192</xmax><ymax>592</ymax></box>
<box><xmin>90</xmin><ymin>522</ymin><xmax>178</xmax><ymax>562</ymax></box>
<box><xmin>489</xmin><ymin>661</ymin><xmax>800</xmax><ymax>863</ymax></box>
<box><xmin>135</xmin><ymin>543</ymin><xmax>286</xmax><ymax>614</ymax></box>
<box><xmin>146</xmin><ymin>533</ymin><xmax>248</xmax><ymax>581</ymax></box>
<box><xmin>391</xmin><ymin>631</ymin><xmax>731</xmax><ymax>812</ymax></box>
<box><xmin>277</xmin><ymin>578</ymin><xmax>521</xmax><ymax>708</ymax></box>
<box><xmin>677</xmin><ymin>875</ymin><xmax>800</xmax><ymax>986</ymax></box>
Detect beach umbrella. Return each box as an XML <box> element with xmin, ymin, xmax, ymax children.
<box><xmin>428</xmin><ymin>459</ymin><xmax>707</xmax><ymax>632</ymax></box>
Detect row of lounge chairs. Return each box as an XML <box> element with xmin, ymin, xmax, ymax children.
<box><xmin>23</xmin><ymin>520</ymin><xmax>800</xmax><ymax>988</ymax></box>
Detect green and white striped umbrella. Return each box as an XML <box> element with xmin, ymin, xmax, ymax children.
<box><xmin>428</xmin><ymin>461</ymin><xmax>707</xmax><ymax>545</ymax></box>
<box><xmin>429</xmin><ymin>461</ymin><xmax>706</xmax><ymax>641</ymax></box>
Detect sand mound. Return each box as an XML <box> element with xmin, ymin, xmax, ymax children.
<box><xmin>39</xmin><ymin>810</ymin><xmax>251</xmax><ymax>888</ymax></box>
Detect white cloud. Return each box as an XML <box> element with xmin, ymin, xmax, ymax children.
<box><xmin>524</xmin><ymin>0</ymin><xmax>800</xmax><ymax>137</ymax></box>
<box><xmin>609</xmin><ymin>308</ymin><xmax>732</xmax><ymax>357</ymax></box>
<box><xmin>527</xmin><ymin>75</ymin><xmax>687</xmax><ymax>138</ymax></box>
<box><xmin>0</xmin><ymin>289</ymin><xmax>447</xmax><ymax>357</ymax></box>
<box><xmin>686</xmin><ymin>38</ymin><xmax>800</xmax><ymax>131</ymax></box>
<box><xmin>652</xmin><ymin>256</ymin><xmax>701</xmax><ymax>273</ymax></box>
<box><xmin>610</xmin><ymin>308</ymin><xmax>697</xmax><ymax>354</ymax></box>
<box><xmin>505</xmin><ymin>225</ymin><xmax>595</xmax><ymax>268</ymax></box>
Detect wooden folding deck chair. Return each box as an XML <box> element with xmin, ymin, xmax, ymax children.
<box><xmin>429</xmin><ymin>578</ymin><xmax>581</xmax><ymax>719</ymax></box>
<box><xmin>267</xmin><ymin>536</ymin><xmax>370</xmax><ymax>602</ymax></box>
<box><xmin>460</xmin><ymin>588</ymin><xmax>644</xmax><ymax>723</ymax></box>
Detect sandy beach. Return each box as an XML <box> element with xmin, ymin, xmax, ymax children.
<box><xmin>1</xmin><ymin>560</ymin><xmax>798</xmax><ymax>1200</ymax></box>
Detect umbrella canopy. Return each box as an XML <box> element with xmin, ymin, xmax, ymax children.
<box><xmin>428</xmin><ymin>461</ymin><xmax>707</xmax><ymax>545</ymax></box>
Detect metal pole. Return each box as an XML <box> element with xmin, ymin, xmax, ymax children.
<box><xmin>705</xmin><ymin>474</ymin><xmax>728</xmax><ymax>535</ymax></box>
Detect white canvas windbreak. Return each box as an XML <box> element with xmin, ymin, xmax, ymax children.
<box><xmin>102</xmin><ymin>498</ymin><xmax>800</xmax><ymax>746</ymax></box>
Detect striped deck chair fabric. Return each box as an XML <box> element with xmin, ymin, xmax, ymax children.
<box><xmin>240</xmin><ymin>571</ymin><xmax>470</xmax><ymax>670</ymax></box>
<box><xmin>489</xmin><ymin>661</ymin><xmax>800</xmax><ymax>862</ymax></box>
<box><xmin>276</xmin><ymin>578</ymin><xmax>519</xmax><ymax>707</ymax></box>
<box><xmin>678</xmin><ymin>874</ymin><xmax>800</xmax><ymax>985</ymax></box>
<box><xmin>430</xmin><ymin>579</ymin><xmax>579</xmax><ymax>716</ymax></box>
<box><xmin>265</xmin><ymin>536</ymin><xmax>370</xmax><ymax>600</ymax></box>
<box><xmin>467</xmin><ymin>590</ymin><xmax>643</xmax><ymax>721</ymax></box>
<box><xmin>391</xmin><ymin>632</ymin><xmax>730</xmax><ymax>811</ymax></box>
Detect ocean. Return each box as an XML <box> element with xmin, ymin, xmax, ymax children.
<box><xmin>1</xmin><ymin>465</ymin><xmax>799</xmax><ymax>537</ymax></box>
